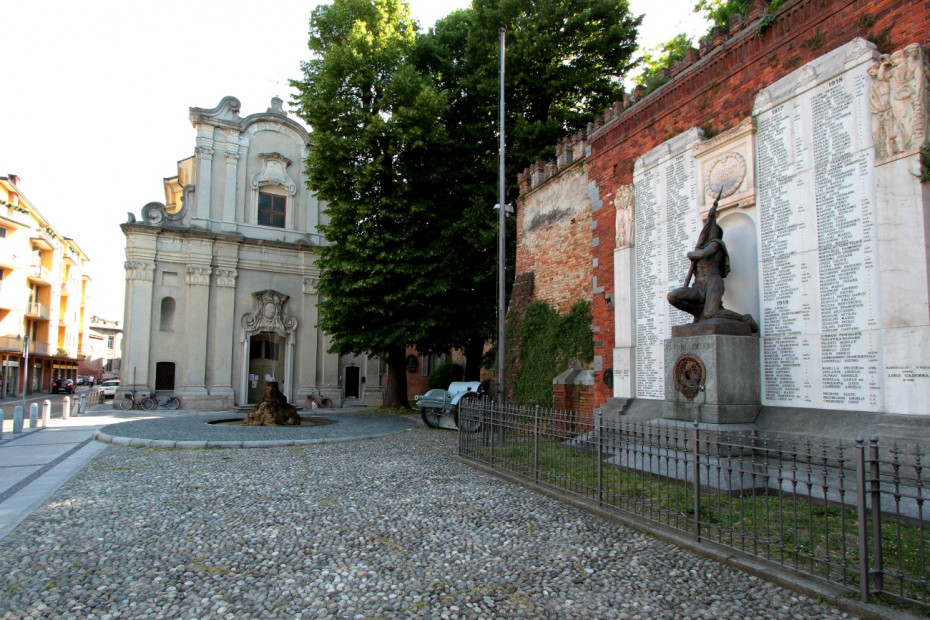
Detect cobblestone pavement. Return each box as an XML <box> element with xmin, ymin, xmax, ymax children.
<box><xmin>0</xmin><ymin>424</ymin><xmax>855</xmax><ymax>619</ymax></box>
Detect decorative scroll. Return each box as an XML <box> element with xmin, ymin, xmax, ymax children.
<box><xmin>241</xmin><ymin>290</ymin><xmax>298</xmax><ymax>337</ymax></box>
<box><xmin>870</xmin><ymin>43</ymin><xmax>930</xmax><ymax>162</ymax></box>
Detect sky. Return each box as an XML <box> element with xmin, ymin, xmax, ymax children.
<box><xmin>2</xmin><ymin>0</ymin><xmax>707</xmax><ymax>321</ymax></box>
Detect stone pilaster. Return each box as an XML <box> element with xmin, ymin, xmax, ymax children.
<box><xmin>296</xmin><ymin>275</ymin><xmax>321</xmax><ymax>401</ymax></box>
<box><xmin>178</xmin><ymin>257</ymin><xmax>212</xmax><ymax>397</ymax></box>
<box><xmin>221</xmin><ymin>140</ymin><xmax>240</xmax><ymax>233</ymax></box>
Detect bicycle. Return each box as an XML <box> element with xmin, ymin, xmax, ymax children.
<box><xmin>144</xmin><ymin>393</ymin><xmax>181</xmax><ymax>410</ymax></box>
<box><xmin>119</xmin><ymin>392</ymin><xmax>152</xmax><ymax>410</ymax></box>
<box><xmin>306</xmin><ymin>388</ymin><xmax>333</xmax><ymax>409</ymax></box>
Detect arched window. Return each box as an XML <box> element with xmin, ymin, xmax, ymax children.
<box><xmin>160</xmin><ymin>297</ymin><xmax>175</xmax><ymax>331</ymax></box>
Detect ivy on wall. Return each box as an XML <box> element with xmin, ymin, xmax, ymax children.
<box><xmin>512</xmin><ymin>299</ymin><xmax>594</xmax><ymax>404</ymax></box>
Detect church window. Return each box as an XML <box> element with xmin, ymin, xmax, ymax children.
<box><xmin>258</xmin><ymin>192</ymin><xmax>286</xmax><ymax>228</ymax></box>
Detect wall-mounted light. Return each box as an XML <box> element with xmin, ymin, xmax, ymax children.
<box><xmin>604</xmin><ymin>293</ymin><xmax>614</xmax><ymax>307</ymax></box>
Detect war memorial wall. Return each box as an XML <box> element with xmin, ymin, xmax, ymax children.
<box><xmin>616</xmin><ymin>39</ymin><xmax>930</xmax><ymax>417</ymax></box>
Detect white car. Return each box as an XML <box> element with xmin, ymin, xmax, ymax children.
<box><xmin>101</xmin><ymin>380</ymin><xmax>119</xmax><ymax>399</ymax></box>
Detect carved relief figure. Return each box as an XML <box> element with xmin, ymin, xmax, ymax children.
<box><xmin>667</xmin><ymin>195</ymin><xmax>758</xmax><ymax>332</ymax></box>
<box><xmin>614</xmin><ymin>185</ymin><xmax>634</xmax><ymax>249</ymax></box>
<box><xmin>870</xmin><ymin>44</ymin><xmax>930</xmax><ymax>161</ymax></box>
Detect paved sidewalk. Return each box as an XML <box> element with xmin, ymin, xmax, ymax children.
<box><xmin>0</xmin><ymin>404</ymin><xmax>119</xmax><ymax>542</ymax></box>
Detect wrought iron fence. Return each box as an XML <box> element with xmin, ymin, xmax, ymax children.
<box><xmin>457</xmin><ymin>399</ymin><xmax>930</xmax><ymax>610</ymax></box>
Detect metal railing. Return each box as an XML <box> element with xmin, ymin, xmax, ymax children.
<box><xmin>458</xmin><ymin>400</ymin><xmax>930</xmax><ymax>611</ymax></box>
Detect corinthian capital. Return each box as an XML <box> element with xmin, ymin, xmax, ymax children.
<box><xmin>124</xmin><ymin>261</ymin><xmax>155</xmax><ymax>281</ymax></box>
<box><xmin>186</xmin><ymin>265</ymin><xmax>212</xmax><ymax>286</ymax></box>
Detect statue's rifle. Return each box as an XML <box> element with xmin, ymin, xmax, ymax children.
<box><xmin>683</xmin><ymin>187</ymin><xmax>723</xmax><ymax>287</ymax></box>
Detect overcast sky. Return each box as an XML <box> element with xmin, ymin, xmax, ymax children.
<box><xmin>1</xmin><ymin>0</ymin><xmax>706</xmax><ymax>320</ymax></box>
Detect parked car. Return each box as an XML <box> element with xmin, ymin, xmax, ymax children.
<box><xmin>101</xmin><ymin>379</ymin><xmax>119</xmax><ymax>399</ymax></box>
<box><xmin>51</xmin><ymin>378</ymin><xmax>75</xmax><ymax>394</ymax></box>
<box><xmin>75</xmin><ymin>376</ymin><xmax>86</xmax><ymax>385</ymax></box>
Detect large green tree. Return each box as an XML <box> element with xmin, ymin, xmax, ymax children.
<box><xmin>413</xmin><ymin>0</ymin><xmax>641</xmax><ymax>381</ymax></box>
<box><xmin>292</xmin><ymin>0</ymin><xmax>448</xmax><ymax>406</ymax></box>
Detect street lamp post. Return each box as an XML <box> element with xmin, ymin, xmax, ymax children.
<box><xmin>497</xmin><ymin>26</ymin><xmax>507</xmax><ymax>403</ymax></box>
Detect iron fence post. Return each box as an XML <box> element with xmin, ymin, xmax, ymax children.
<box><xmin>534</xmin><ymin>405</ymin><xmax>539</xmax><ymax>484</ymax></box>
<box><xmin>856</xmin><ymin>436</ymin><xmax>870</xmax><ymax>602</ymax></box>
<box><xmin>869</xmin><ymin>435</ymin><xmax>883</xmax><ymax>594</ymax></box>
<box><xmin>693</xmin><ymin>421</ymin><xmax>701</xmax><ymax>541</ymax></box>
<box><xmin>597</xmin><ymin>410</ymin><xmax>603</xmax><ymax>507</ymax></box>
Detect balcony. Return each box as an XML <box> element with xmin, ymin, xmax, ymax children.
<box><xmin>30</xmin><ymin>227</ymin><xmax>56</xmax><ymax>251</ymax></box>
<box><xmin>30</xmin><ymin>340</ymin><xmax>51</xmax><ymax>356</ymax></box>
<box><xmin>25</xmin><ymin>301</ymin><xmax>51</xmax><ymax>320</ymax></box>
<box><xmin>0</xmin><ymin>335</ymin><xmax>23</xmax><ymax>352</ymax></box>
<box><xmin>27</xmin><ymin>262</ymin><xmax>53</xmax><ymax>286</ymax></box>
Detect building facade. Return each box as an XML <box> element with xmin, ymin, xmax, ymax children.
<box><xmin>121</xmin><ymin>97</ymin><xmax>382</xmax><ymax>409</ymax></box>
<box><xmin>0</xmin><ymin>175</ymin><xmax>91</xmax><ymax>396</ymax></box>
<box><xmin>79</xmin><ymin>315</ymin><xmax>122</xmax><ymax>382</ymax></box>
<box><xmin>511</xmin><ymin>0</ymin><xmax>930</xmax><ymax>436</ymax></box>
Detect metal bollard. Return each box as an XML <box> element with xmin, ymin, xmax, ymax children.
<box><xmin>62</xmin><ymin>396</ymin><xmax>71</xmax><ymax>420</ymax></box>
<box><xmin>80</xmin><ymin>394</ymin><xmax>87</xmax><ymax>415</ymax></box>
<box><xmin>42</xmin><ymin>400</ymin><xmax>51</xmax><ymax>427</ymax></box>
<box><xmin>71</xmin><ymin>397</ymin><xmax>80</xmax><ymax>419</ymax></box>
<box><xmin>13</xmin><ymin>405</ymin><xmax>24</xmax><ymax>434</ymax></box>
<box><xmin>29</xmin><ymin>403</ymin><xmax>39</xmax><ymax>428</ymax></box>
<box><xmin>0</xmin><ymin>407</ymin><xmax>4</xmax><ymax>439</ymax></box>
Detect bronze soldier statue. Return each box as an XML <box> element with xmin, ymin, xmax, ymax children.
<box><xmin>667</xmin><ymin>195</ymin><xmax>758</xmax><ymax>333</ymax></box>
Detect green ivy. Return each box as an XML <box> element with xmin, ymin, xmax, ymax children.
<box><xmin>513</xmin><ymin>299</ymin><xmax>594</xmax><ymax>404</ymax></box>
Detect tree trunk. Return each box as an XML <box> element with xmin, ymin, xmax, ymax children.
<box><xmin>463</xmin><ymin>337</ymin><xmax>485</xmax><ymax>382</ymax></box>
<box><xmin>383</xmin><ymin>345</ymin><xmax>410</xmax><ymax>408</ymax></box>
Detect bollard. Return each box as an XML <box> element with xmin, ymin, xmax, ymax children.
<box><xmin>71</xmin><ymin>397</ymin><xmax>80</xmax><ymax>419</ymax></box>
<box><xmin>80</xmin><ymin>394</ymin><xmax>87</xmax><ymax>415</ymax></box>
<box><xmin>42</xmin><ymin>400</ymin><xmax>51</xmax><ymax>427</ymax></box>
<box><xmin>62</xmin><ymin>396</ymin><xmax>71</xmax><ymax>420</ymax></box>
<box><xmin>29</xmin><ymin>403</ymin><xmax>39</xmax><ymax>428</ymax></box>
<box><xmin>13</xmin><ymin>405</ymin><xmax>24</xmax><ymax>434</ymax></box>
<box><xmin>0</xmin><ymin>407</ymin><xmax>4</xmax><ymax>439</ymax></box>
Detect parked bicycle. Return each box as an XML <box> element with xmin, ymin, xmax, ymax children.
<box><xmin>118</xmin><ymin>392</ymin><xmax>149</xmax><ymax>410</ymax></box>
<box><xmin>306</xmin><ymin>388</ymin><xmax>333</xmax><ymax>409</ymax></box>
<box><xmin>144</xmin><ymin>393</ymin><xmax>181</xmax><ymax>410</ymax></box>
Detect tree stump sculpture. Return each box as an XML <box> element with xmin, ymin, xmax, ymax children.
<box><xmin>242</xmin><ymin>381</ymin><xmax>301</xmax><ymax>426</ymax></box>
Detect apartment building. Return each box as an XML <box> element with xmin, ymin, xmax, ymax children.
<box><xmin>0</xmin><ymin>175</ymin><xmax>90</xmax><ymax>397</ymax></box>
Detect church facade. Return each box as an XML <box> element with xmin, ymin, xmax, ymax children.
<box><xmin>120</xmin><ymin>96</ymin><xmax>381</xmax><ymax>409</ymax></box>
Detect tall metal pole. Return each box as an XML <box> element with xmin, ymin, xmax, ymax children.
<box><xmin>497</xmin><ymin>26</ymin><xmax>507</xmax><ymax>402</ymax></box>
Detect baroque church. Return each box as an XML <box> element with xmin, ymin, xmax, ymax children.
<box><xmin>120</xmin><ymin>96</ymin><xmax>381</xmax><ymax>409</ymax></box>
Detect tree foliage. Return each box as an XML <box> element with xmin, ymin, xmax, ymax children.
<box><xmin>634</xmin><ymin>33</ymin><xmax>693</xmax><ymax>90</ymax></box>
<box><xmin>293</xmin><ymin>0</ymin><xmax>641</xmax><ymax>403</ymax></box>
<box><xmin>292</xmin><ymin>0</ymin><xmax>449</xmax><ymax>406</ymax></box>
<box><xmin>412</xmin><ymin>0</ymin><xmax>640</xmax><ymax>380</ymax></box>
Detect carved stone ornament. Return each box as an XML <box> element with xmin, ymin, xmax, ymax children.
<box><xmin>614</xmin><ymin>184</ymin><xmax>634</xmax><ymax>249</ymax></box>
<box><xmin>241</xmin><ymin>290</ymin><xmax>298</xmax><ymax>338</ymax></box>
<box><xmin>186</xmin><ymin>265</ymin><xmax>212</xmax><ymax>286</ymax></box>
<box><xmin>673</xmin><ymin>354</ymin><xmax>706</xmax><ymax>400</ymax></box>
<box><xmin>140</xmin><ymin>187</ymin><xmax>191</xmax><ymax>228</ymax></box>
<box><xmin>703</xmin><ymin>152</ymin><xmax>746</xmax><ymax>200</ymax></box>
<box><xmin>251</xmin><ymin>152</ymin><xmax>298</xmax><ymax>196</ymax></box>
<box><xmin>870</xmin><ymin>43</ymin><xmax>930</xmax><ymax>163</ymax></box>
<box><xmin>124</xmin><ymin>261</ymin><xmax>155</xmax><ymax>281</ymax></box>
<box><xmin>302</xmin><ymin>276</ymin><xmax>319</xmax><ymax>295</ymax></box>
<box><xmin>216</xmin><ymin>268</ymin><xmax>238</xmax><ymax>288</ymax></box>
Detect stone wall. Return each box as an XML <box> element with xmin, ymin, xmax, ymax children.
<box><xmin>514</xmin><ymin>0</ymin><xmax>930</xmax><ymax>412</ymax></box>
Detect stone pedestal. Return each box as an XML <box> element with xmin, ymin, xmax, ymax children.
<box><xmin>663</xmin><ymin>334</ymin><xmax>760</xmax><ymax>424</ymax></box>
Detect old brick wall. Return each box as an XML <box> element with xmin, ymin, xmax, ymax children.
<box><xmin>514</xmin><ymin>0</ymin><xmax>930</xmax><ymax>407</ymax></box>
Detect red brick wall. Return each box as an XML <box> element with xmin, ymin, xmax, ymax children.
<box><xmin>515</xmin><ymin>0</ymin><xmax>930</xmax><ymax>407</ymax></box>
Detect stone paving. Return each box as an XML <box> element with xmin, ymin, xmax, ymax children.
<box><xmin>0</xmin><ymin>417</ymin><xmax>857</xmax><ymax>619</ymax></box>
